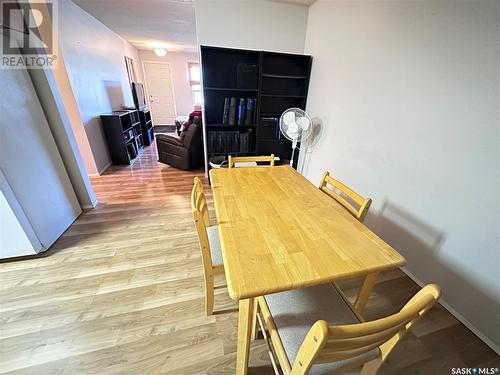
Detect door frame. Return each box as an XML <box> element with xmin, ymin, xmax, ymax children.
<box><xmin>141</xmin><ymin>60</ymin><xmax>178</xmax><ymax>126</ymax></box>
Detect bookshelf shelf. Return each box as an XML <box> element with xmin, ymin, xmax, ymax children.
<box><xmin>207</xmin><ymin>124</ymin><xmax>257</xmax><ymax>128</ymax></box>
<box><xmin>261</xmin><ymin>94</ymin><xmax>306</xmax><ymax>98</ymax></box>
<box><xmin>204</xmin><ymin>87</ymin><xmax>259</xmax><ymax>92</ymax></box>
<box><xmin>210</xmin><ymin>151</ymin><xmax>258</xmax><ymax>156</ymax></box>
<box><xmin>262</xmin><ymin>73</ymin><xmax>308</xmax><ymax>79</ymax></box>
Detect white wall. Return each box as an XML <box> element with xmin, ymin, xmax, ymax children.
<box><xmin>195</xmin><ymin>0</ymin><xmax>308</xmax><ymax>54</ymax></box>
<box><xmin>302</xmin><ymin>0</ymin><xmax>500</xmax><ymax>350</ymax></box>
<box><xmin>139</xmin><ymin>50</ymin><xmax>199</xmax><ymax>116</ymax></box>
<box><xmin>29</xmin><ymin>61</ymin><xmax>98</xmax><ymax>208</ymax></box>
<box><xmin>0</xmin><ymin>191</ymin><xmax>35</xmax><ymax>258</ymax></box>
<box><xmin>59</xmin><ymin>0</ymin><xmax>144</xmax><ymax>174</ymax></box>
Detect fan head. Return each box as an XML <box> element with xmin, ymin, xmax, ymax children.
<box><xmin>279</xmin><ymin>108</ymin><xmax>312</xmax><ymax>143</ymax></box>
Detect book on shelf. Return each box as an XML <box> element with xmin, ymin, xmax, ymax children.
<box><xmin>217</xmin><ymin>132</ymin><xmax>224</xmax><ymax>153</ymax></box>
<box><xmin>239</xmin><ymin>129</ymin><xmax>253</xmax><ymax>153</ymax></box>
<box><xmin>222</xmin><ymin>97</ymin><xmax>230</xmax><ymax>124</ymax></box>
<box><xmin>221</xmin><ymin>97</ymin><xmax>258</xmax><ymax>126</ymax></box>
<box><xmin>207</xmin><ymin>130</ymin><xmax>251</xmax><ymax>154</ymax></box>
<box><xmin>228</xmin><ymin>97</ymin><xmax>238</xmax><ymax>125</ymax></box>
<box><xmin>253</xmin><ymin>97</ymin><xmax>258</xmax><ymax>125</ymax></box>
<box><xmin>245</xmin><ymin>98</ymin><xmax>254</xmax><ymax>125</ymax></box>
<box><xmin>208</xmin><ymin>132</ymin><xmax>215</xmax><ymax>154</ymax></box>
<box><xmin>232</xmin><ymin>131</ymin><xmax>240</xmax><ymax>153</ymax></box>
<box><xmin>237</xmin><ymin>98</ymin><xmax>246</xmax><ymax>125</ymax></box>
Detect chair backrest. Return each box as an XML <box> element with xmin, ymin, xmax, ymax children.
<box><xmin>228</xmin><ymin>154</ymin><xmax>275</xmax><ymax>168</ymax></box>
<box><xmin>319</xmin><ymin>171</ymin><xmax>372</xmax><ymax>222</ymax></box>
<box><xmin>291</xmin><ymin>284</ymin><xmax>441</xmax><ymax>375</ymax></box>
<box><xmin>182</xmin><ymin>118</ymin><xmax>201</xmax><ymax>148</ymax></box>
<box><xmin>191</xmin><ymin>177</ymin><xmax>213</xmax><ymax>274</ymax></box>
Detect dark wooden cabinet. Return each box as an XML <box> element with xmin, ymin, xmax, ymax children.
<box><xmin>200</xmin><ymin>45</ymin><xmax>312</xmax><ymax>165</ymax></box>
<box><xmin>100</xmin><ymin>110</ymin><xmax>144</xmax><ymax>165</ymax></box>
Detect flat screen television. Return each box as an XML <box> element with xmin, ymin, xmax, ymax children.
<box><xmin>132</xmin><ymin>82</ymin><xmax>147</xmax><ymax>109</ymax></box>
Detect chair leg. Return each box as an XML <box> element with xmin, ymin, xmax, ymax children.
<box><xmin>360</xmin><ymin>358</ymin><xmax>383</xmax><ymax>375</ymax></box>
<box><xmin>205</xmin><ymin>276</ymin><xmax>214</xmax><ymax>316</ymax></box>
<box><xmin>251</xmin><ymin>299</ymin><xmax>260</xmax><ymax>340</ymax></box>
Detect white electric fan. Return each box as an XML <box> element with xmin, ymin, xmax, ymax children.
<box><xmin>279</xmin><ymin>108</ymin><xmax>312</xmax><ymax>167</ymax></box>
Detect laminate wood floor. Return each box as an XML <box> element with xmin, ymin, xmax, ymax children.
<box><xmin>1</xmin><ymin>145</ymin><xmax>498</xmax><ymax>374</ymax></box>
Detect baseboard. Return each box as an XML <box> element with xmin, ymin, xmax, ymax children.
<box><xmin>81</xmin><ymin>203</ymin><xmax>97</xmax><ymax>210</ymax></box>
<box><xmin>99</xmin><ymin>162</ymin><xmax>111</xmax><ymax>175</ymax></box>
<box><xmin>401</xmin><ymin>267</ymin><xmax>500</xmax><ymax>355</ymax></box>
<box><xmin>88</xmin><ymin>161</ymin><xmax>111</xmax><ymax>177</ymax></box>
<box><xmin>80</xmin><ymin>195</ymin><xmax>98</xmax><ymax>210</ymax></box>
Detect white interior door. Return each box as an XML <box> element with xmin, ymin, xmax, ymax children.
<box><xmin>143</xmin><ymin>62</ymin><xmax>177</xmax><ymax>125</ymax></box>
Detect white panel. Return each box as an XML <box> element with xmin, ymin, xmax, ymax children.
<box><xmin>0</xmin><ymin>62</ymin><xmax>81</xmax><ymax>250</ymax></box>
<box><xmin>0</xmin><ymin>191</ymin><xmax>36</xmax><ymax>258</ymax></box>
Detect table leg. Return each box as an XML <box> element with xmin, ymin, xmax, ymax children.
<box><xmin>236</xmin><ymin>298</ymin><xmax>254</xmax><ymax>375</ymax></box>
<box><xmin>354</xmin><ymin>272</ymin><xmax>379</xmax><ymax>313</ymax></box>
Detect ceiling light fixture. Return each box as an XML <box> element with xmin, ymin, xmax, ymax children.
<box><xmin>154</xmin><ymin>48</ymin><xmax>167</xmax><ymax>57</ymax></box>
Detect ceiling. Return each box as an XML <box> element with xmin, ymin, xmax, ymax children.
<box><xmin>72</xmin><ymin>0</ymin><xmax>316</xmax><ymax>53</ymax></box>
<box><xmin>72</xmin><ymin>0</ymin><xmax>197</xmax><ymax>53</ymax></box>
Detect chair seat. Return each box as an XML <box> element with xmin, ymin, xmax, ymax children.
<box><xmin>264</xmin><ymin>284</ymin><xmax>380</xmax><ymax>374</ymax></box>
<box><xmin>206</xmin><ymin>225</ymin><xmax>224</xmax><ymax>266</ymax></box>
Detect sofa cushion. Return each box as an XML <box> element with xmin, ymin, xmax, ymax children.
<box><xmin>206</xmin><ymin>225</ymin><xmax>223</xmax><ymax>266</ymax></box>
<box><xmin>264</xmin><ymin>284</ymin><xmax>380</xmax><ymax>374</ymax></box>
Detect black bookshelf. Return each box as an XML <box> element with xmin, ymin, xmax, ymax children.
<box><xmin>100</xmin><ymin>110</ymin><xmax>144</xmax><ymax>165</ymax></box>
<box><xmin>200</xmin><ymin>46</ymin><xmax>312</xmax><ymax>166</ymax></box>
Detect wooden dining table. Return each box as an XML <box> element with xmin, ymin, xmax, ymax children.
<box><xmin>209</xmin><ymin>165</ymin><xmax>405</xmax><ymax>374</ymax></box>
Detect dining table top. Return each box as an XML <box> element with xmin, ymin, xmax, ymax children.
<box><xmin>209</xmin><ymin>165</ymin><xmax>405</xmax><ymax>300</ymax></box>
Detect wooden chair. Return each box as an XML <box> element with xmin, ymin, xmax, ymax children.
<box><xmin>228</xmin><ymin>154</ymin><xmax>275</xmax><ymax>168</ymax></box>
<box><xmin>319</xmin><ymin>171</ymin><xmax>372</xmax><ymax>222</ymax></box>
<box><xmin>191</xmin><ymin>177</ymin><xmax>226</xmax><ymax>315</ymax></box>
<box><xmin>255</xmin><ymin>283</ymin><xmax>441</xmax><ymax>375</ymax></box>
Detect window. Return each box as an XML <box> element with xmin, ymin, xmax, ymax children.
<box><xmin>188</xmin><ymin>62</ymin><xmax>200</xmax><ymax>85</ymax></box>
<box><xmin>192</xmin><ymin>84</ymin><xmax>202</xmax><ymax>105</ymax></box>
<box><xmin>188</xmin><ymin>62</ymin><xmax>202</xmax><ymax>105</ymax></box>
